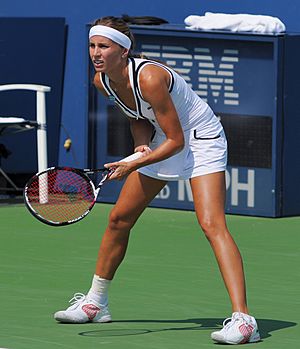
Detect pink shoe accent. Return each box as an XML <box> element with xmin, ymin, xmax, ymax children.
<box><xmin>82</xmin><ymin>304</ymin><xmax>100</xmax><ymax>320</ymax></box>
<box><xmin>239</xmin><ymin>323</ymin><xmax>254</xmax><ymax>343</ymax></box>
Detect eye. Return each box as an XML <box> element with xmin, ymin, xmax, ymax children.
<box><xmin>89</xmin><ymin>43</ymin><xmax>95</xmax><ymax>48</ymax></box>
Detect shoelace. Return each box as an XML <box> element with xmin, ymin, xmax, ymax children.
<box><xmin>222</xmin><ymin>313</ymin><xmax>250</xmax><ymax>332</ymax></box>
<box><xmin>69</xmin><ymin>292</ymin><xmax>86</xmax><ymax>305</ymax></box>
<box><xmin>222</xmin><ymin>317</ymin><xmax>236</xmax><ymax>331</ymax></box>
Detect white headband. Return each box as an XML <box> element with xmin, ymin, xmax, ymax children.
<box><xmin>89</xmin><ymin>25</ymin><xmax>131</xmax><ymax>50</ymax></box>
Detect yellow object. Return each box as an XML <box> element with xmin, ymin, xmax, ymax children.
<box><xmin>64</xmin><ymin>138</ymin><xmax>72</xmax><ymax>151</ymax></box>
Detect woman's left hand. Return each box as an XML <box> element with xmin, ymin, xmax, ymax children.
<box><xmin>104</xmin><ymin>149</ymin><xmax>150</xmax><ymax>180</ymax></box>
<box><xmin>134</xmin><ymin>145</ymin><xmax>152</xmax><ymax>155</ymax></box>
<box><xmin>104</xmin><ymin>161</ymin><xmax>134</xmax><ymax>180</ymax></box>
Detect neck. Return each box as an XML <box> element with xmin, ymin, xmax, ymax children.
<box><xmin>108</xmin><ymin>61</ymin><xmax>130</xmax><ymax>92</ymax></box>
<box><xmin>108</xmin><ymin>59</ymin><xmax>129</xmax><ymax>85</ymax></box>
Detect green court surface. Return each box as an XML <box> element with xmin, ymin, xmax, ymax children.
<box><xmin>0</xmin><ymin>203</ymin><xmax>299</xmax><ymax>349</ymax></box>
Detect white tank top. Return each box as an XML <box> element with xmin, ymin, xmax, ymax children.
<box><xmin>100</xmin><ymin>57</ymin><xmax>223</xmax><ymax>138</ymax></box>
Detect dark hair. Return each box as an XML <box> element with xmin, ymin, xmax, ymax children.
<box><xmin>91</xmin><ymin>16</ymin><xmax>136</xmax><ymax>54</ymax></box>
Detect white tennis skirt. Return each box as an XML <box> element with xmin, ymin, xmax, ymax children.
<box><xmin>138</xmin><ymin>128</ymin><xmax>227</xmax><ymax>181</ymax></box>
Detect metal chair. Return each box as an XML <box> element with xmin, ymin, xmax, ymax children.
<box><xmin>0</xmin><ymin>84</ymin><xmax>51</xmax><ymax>192</ymax></box>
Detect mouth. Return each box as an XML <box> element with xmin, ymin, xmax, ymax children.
<box><xmin>93</xmin><ymin>59</ymin><xmax>104</xmax><ymax>68</ymax></box>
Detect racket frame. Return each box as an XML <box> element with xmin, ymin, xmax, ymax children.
<box><xmin>23</xmin><ymin>166</ymin><xmax>108</xmax><ymax>226</ymax></box>
<box><xmin>24</xmin><ymin>151</ymin><xmax>143</xmax><ymax>226</ymax></box>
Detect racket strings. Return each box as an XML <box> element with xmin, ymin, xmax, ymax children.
<box><xmin>26</xmin><ymin>169</ymin><xmax>96</xmax><ymax>223</ymax></box>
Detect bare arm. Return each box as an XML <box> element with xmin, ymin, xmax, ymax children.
<box><xmin>106</xmin><ymin>65</ymin><xmax>185</xmax><ymax>179</ymax></box>
<box><xmin>93</xmin><ymin>73</ymin><xmax>108</xmax><ymax>96</ymax></box>
<box><xmin>131</xmin><ymin>64</ymin><xmax>185</xmax><ymax>165</ymax></box>
<box><xmin>129</xmin><ymin>118</ymin><xmax>154</xmax><ymax>152</ymax></box>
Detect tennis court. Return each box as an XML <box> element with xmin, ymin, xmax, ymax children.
<box><xmin>0</xmin><ymin>203</ymin><xmax>299</xmax><ymax>348</ymax></box>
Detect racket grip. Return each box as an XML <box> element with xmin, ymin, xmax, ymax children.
<box><xmin>120</xmin><ymin>151</ymin><xmax>143</xmax><ymax>162</ymax></box>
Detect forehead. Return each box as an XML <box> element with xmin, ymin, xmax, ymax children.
<box><xmin>89</xmin><ymin>35</ymin><xmax>115</xmax><ymax>45</ymax></box>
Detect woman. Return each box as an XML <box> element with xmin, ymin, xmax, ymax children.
<box><xmin>54</xmin><ymin>16</ymin><xmax>260</xmax><ymax>345</ymax></box>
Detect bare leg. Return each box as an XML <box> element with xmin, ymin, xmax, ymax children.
<box><xmin>53</xmin><ymin>173</ymin><xmax>166</xmax><ymax>324</ymax></box>
<box><xmin>190</xmin><ymin>171</ymin><xmax>248</xmax><ymax>314</ymax></box>
<box><xmin>95</xmin><ymin>171</ymin><xmax>167</xmax><ymax>279</ymax></box>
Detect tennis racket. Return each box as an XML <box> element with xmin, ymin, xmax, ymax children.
<box><xmin>24</xmin><ymin>152</ymin><xmax>143</xmax><ymax>226</ymax></box>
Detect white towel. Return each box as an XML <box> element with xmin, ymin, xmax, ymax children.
<box><xmin>0</xmin><ymin>117</ymin><xmax>26</xmax><ymax>123</ymax></box>
<box><xmin>185</xmin><ymin>12</ymin><xmax>286</xmax><ymax>33</ymax></box>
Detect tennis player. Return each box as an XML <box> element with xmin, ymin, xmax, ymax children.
<box><xmin>54</xmin><ymin>16</ymin><xmax>260</xmax><ymax>345</ymax></box>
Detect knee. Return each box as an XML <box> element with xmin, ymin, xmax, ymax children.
<box><xmin>108</xmin><ymin>208</ymin><xmax>132</xmax><ymax>232</ymax></box>
<box><xmin>198</xmin><ymin>216</ymin><xmax>226</xmax><ymax>242</ymax></box>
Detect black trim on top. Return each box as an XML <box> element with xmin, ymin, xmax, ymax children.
<box><xmin>134</xmin><ymin>59</ymin><xmax>175</xmax><ymax>99</ymax></box>
<box><xmin>101</xmin><ymin>71</ymin><xmax>138</xmax><ymax>119</ymax></box>
<box><xmin>194</xmin><ymin>130</ymin><xmax>221</xmax><ymax>140</ymax></box>
<box><xmin>100</xmin><ymin>72</ymin><xmax>110</xmax><ymax>94</ymax></box>
<box><xmin>130</xmin><ymin>58</ymin><xmax>146</xmax><ymax>119</ymax></box>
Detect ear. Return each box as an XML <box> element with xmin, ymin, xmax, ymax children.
<box><xmin>121</xmin><ymin>48</ymin><xmax>129</xmax><ymax>58</ymax></box>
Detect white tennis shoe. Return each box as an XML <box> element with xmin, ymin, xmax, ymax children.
<box><xmin>211</xmin><ymin>312</ymin><xmax>260</xmax><ymax>344</ymax></box>
<box><xmin>54</xmin><ymin>292</ymin><xmax>112</xmax><ymax>323</ymax></box>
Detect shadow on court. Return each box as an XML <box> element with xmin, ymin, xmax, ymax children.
<box><xmin>78</xmin><ymin>318</ymin><xmax>297</xmax><ymax>339</ymax></box>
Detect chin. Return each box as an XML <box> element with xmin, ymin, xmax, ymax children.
<box><xmin>93</xmin><ymin>65</ymin><xmax>105</xmax><ymax>73</ymax></box>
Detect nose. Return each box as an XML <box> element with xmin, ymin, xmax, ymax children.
<box><xmin>93</xmin><ymin>45</ymin><xmax>101</xmax><ymax>57</ymax></box>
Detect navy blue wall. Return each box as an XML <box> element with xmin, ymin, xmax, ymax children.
<box><xmin>1</xmin><ymin>0</ymin><xmax>299</xmax><ymax>168</ymax></box>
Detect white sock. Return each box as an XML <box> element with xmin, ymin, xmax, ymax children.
<box><xmin>87</xmin><ymin>274</ymin><xmax>111</xmax><ymax>306</ymax></box>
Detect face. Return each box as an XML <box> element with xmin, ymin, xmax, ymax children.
<box><xmin>89</xmin><ymin>35</ymin><xmax>127</xmax><ymax>73</ymax></box>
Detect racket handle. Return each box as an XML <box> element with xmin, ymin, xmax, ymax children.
<box><xmin>120</xmin><ymin>151</ymin><xmax>143</xmax><ymax>162</ymax></box>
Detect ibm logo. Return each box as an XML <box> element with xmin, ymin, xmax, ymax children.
<box><xmin>141</xmin><ymin>44</ymin><xmax>240</xmax><ymax>106</ymax></box>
